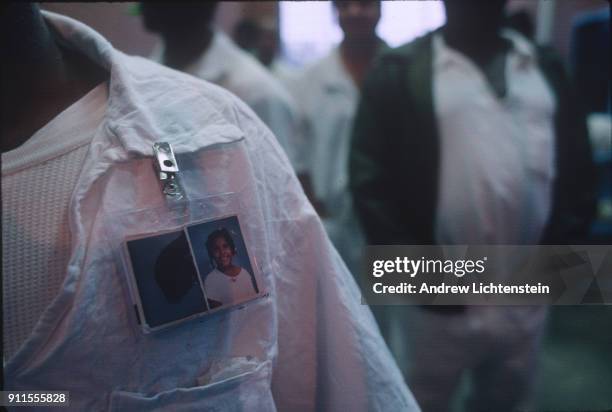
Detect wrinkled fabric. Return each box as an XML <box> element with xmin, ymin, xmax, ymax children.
<box><xmin>4</xmin><ymin>12</ymin><xmax>420</xmax><ymax>412</ymax></box>
<box><xmin>433</xmin><ymin>31</ymin><xmax>556</xmax><ymax>246</ymax></box>
<box><xmin>151</xmin><ymin>31</ymin><xmax>308</xmax><ymax>174</ymax></box>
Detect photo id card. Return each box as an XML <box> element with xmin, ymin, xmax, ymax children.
<box><xmin>124</xmin><ymin>215</ymin><xmax>262</xmax><ymax>332</ymax></box>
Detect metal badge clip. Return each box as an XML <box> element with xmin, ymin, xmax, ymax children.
<box><xmin>153</xmin><ymin>142</ymin><xmax>184</xmax><ymax>199</ymax></box>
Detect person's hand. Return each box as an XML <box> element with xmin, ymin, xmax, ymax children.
<box><xmin>297</xmin><ymin>173</ymin><xmax>327</xmax><ymax>217</ymax></box>
<box><xmin>311</xmin><ymin>199</ymin><xmax>328</xmax><ymax>218</ymax></box>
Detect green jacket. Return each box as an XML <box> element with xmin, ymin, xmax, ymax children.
<box><xmin>349</xmin><ymin>32</ymin><xmax>597</xmax><ymax>245</ymax></box>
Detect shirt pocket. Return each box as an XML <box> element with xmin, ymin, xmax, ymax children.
<box><xmin>108</xmin><ymin>360</ymin><xmax>275</xmax><ymax>412</ymax></box>
<box><xmin>106</xmin><ymin>136</ymin><xmax>273</xmax><ymax>333</ymax></box>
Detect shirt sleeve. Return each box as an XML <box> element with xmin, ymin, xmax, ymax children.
<box><xmin>230</xmin><ymin>97</ymin><xmax>421</xmax><ymax>411</ymax></box>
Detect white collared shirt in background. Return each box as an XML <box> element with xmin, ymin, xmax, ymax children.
<box><xmin>292</xmin><ymin>47</ymin><xmax>366</xmax><ymax>275</ymax></box>
<box><xmin>433</xmin><ymin>29</ymin><xmax>557</xmax><ymax>245</ymax></box>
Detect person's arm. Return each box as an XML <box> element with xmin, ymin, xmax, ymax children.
<box><xmin>250</xmin><ymin>91</ymin><xmax>322</xmax><ymax>211</ymax></box>
<box><xmin>539</xmin><ymin>46</ymin><xmax>598</xmax><ymax>244</ymax></box>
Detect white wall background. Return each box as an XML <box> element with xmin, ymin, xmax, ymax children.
<box><xmin>279</xmin><ymin>1</ymin><xmax>446</xmax><ymax>66</ymax></box>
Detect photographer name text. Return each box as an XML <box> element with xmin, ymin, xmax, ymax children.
<box><xmin>372</xmin><ymin>282</ymin><xmax>550</xmax><ymax>295</ymax></box>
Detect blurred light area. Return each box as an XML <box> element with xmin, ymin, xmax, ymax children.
<box><xmin>280</xmin><ymin>1</ymin><xmax>446</xmax><ymax>67</ymax></box>
<box><xmin>280</xmin><ymin>2</ymin><xmax>342</xmax><ymax>66</ymax></box>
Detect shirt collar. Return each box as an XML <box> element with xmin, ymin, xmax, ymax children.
<box><xmin>42</xmin><ymin>11</ymin><xmax>244</xmax><ymax>159</ymax></box>
<box><xmin>321</xmin><ymin>48</ymin><xmax>357</xmax><ymax>96</ymax></box>
<box><xmin>322</xmin><ymin>42</ymin><xmax>388</xmax><ymax>95</ymax></box>
<box><xmin>433</xmin><ymin>28</ymin><xmax>536</xmax><ymax>69</ymax></box>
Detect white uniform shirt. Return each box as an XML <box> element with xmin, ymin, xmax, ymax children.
<box><xmin>4</xmin><ymin>12</ymin><xmax>420</xmax><ymax>412</ymax></box>
<box><xmin>205</xmin><ymin>268</ymin><xmax>256</xmax><ymax>306</ymax></box>
<box><xmin>153</xmin><ymin>32</ymin><xmax>307</xmax><ymax>173</ymax></box>
<box><xmin>270</xmin><ymin>58</ymin><xmax>301</xmax><ymax>97</ymax></box>
<box><xmin>293</xmin><ymin>48</ymin><xmax>366</xmax><ymax>274</ymax></box>
<box><xmin>433</xmin><ymin>30</ymin><xmax>556</xmax><ymax>245</ymax></box>
<box><xmin>2</xmin><ymin>83</ymin><xmax>107</xmax><ymax>359</ymax></box>
<box><xmin>427</xmin><ymin>31</ymin><xmax>553</xmax><ymax>389</ymax></box>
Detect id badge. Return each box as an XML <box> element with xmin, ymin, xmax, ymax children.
<box><xmin>107</xmin><ymin>141</ymin><xmax>267</xmax><ymax>333</ymax></box>
<box><xmin>122</xmin><ymin>214</ymin><xmax>263</xmax><ymax>333</ymax></box>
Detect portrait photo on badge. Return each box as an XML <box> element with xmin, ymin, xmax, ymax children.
<box><xmin>126</xmin><ymin>230</ymin><xmax>209</xmax><ymax>328</ymax></box>
<box><xmin>186</xmin><ymin>216</ymin><xmax>260</xmax><ymax>310</ymax></box>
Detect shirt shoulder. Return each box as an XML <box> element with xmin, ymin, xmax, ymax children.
<box><xmin>238</xmin><ymin>267</ymin><xmax>252</xmax><ymax>278</ymax></box>
<box><xmin>377</xmin><ymin>32</ymin><xmax>433</xmax><ymax>65</ymax></box>
<box><xmin>205</xmin><ymin>268</ymin><xmax>223</xmax><ymax>283</ymax></box>
<box><xmin>121</xmin><ymin>54</ymin><xmax>242</xmax><ymax>110</ymax></box>
<box><xmin>114</xmin><ymin>52</ymin><xmax>282</xmax><ymax>150</ymax></box>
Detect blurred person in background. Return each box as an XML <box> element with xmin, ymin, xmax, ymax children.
<box><xmin>570</xmin><ymin>3</ymin><xmax>610</xmax><ymax>115</ymax></box>
<box><xmin>259</xmin><ymin>17</ymin><xmax>301</xmax><ymax>87</ymax></box>
<box><xmin>505</xmin><ymin>9</ymin><xmax>535</xmax><ymax>40</ymax></box>
<box><xmin>293</xmin><ymin>0</ymin><xmax>385</xmax><ymax>278</ymax></box>
<box><xmin>350</xmin><ymin>0</ymin><xmax>597</xmax><ymax>410</ymax></box>
<box><xmin>233</xmin><ymin>18</ymin><xmax>262</xmax><ymax>58</ymax></box>
<box><xmin>241</xmin><ymin>17</ymin><xmax>278</xmax><ymax>70</ymax></box>
<box><xmin>140</xmin><ymin>2</ymin><xmax>313</xmax><ymax>196</ymax></box>
<box><xmin>2</xmin><ymin>3</ymin><xmax>421</xmax><ymax>411</ymax></box>
<box><xmin>570</xmin><ymin>3</ymin><xmax>611</xmax><ymax>240</ymax></box>
<box><xmin>233</xmin><ymin>17</ymin><xmax>301</xmax><ymax>101</ymax></box>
